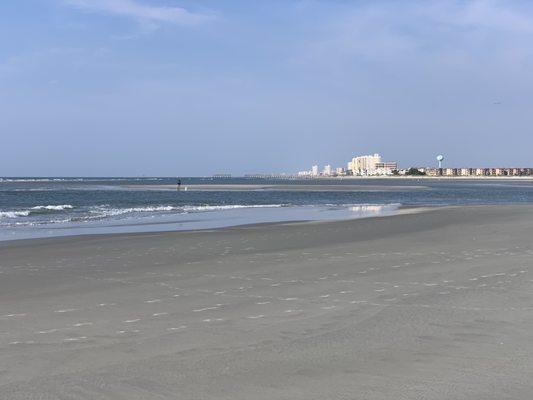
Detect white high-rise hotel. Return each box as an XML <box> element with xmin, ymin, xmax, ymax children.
<box><xmin>348</xmin><ymin>154</ymin><xmax>382</xmax><ymax>175</ymax></box>
<box><xmin>346</xmin><ymin>154</ymin><xmax>398</xmax><ymax>175</ymax></box>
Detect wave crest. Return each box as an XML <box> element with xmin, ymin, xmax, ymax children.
<box><xmin>0</xmin><ymin>205</ymin><xmax>74</xmax><ymax>219</ymax></box>
<box><xmin>31</xmin><ymin>205</ymin><xmax>74</xmax><ymax>211</ymax></box>
<box><xmin>89</xmin><ymin>204</ymin><xmax>284</xmax><ymax>218</ymax></box>
<box><xmin>0</xmin><ymin>211</ymin><xmax>31</xmax><ymax>218</ymax></box>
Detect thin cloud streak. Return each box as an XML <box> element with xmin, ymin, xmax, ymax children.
<box><xmin>65</xmin><ymin>0</ymin><xmax>214</xmax><ymax>26</ymax></box>
<box><xmin>296</xmin><ymin>0</ymin><xmax>533</xmax><ymax>73</ymax></box>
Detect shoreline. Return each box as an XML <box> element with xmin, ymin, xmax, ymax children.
<box><xmin>0</xmin><ymin>203</ymin><xmax>422</xmax><ymax>245</ymax></box>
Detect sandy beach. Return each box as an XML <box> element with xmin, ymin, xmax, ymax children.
<box><xmin>2</xmin><ymin>205</ymin><xmax>533</xmax><ymax>399</ymax></box>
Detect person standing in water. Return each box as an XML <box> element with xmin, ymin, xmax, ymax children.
<box><xmin>177</xmin><ymin>178</ymin><xmax>182</xmax><ymax>190</ymax></box>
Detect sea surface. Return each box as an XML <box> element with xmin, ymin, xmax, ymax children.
<box><xmin>2</xmin><ymin>177</ymin><xmax>533</xmax><ymax>241</ymax></box>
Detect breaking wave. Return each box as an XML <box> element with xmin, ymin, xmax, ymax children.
<box><xmin>89</xmin><ymin>204</ymin><xmax>284</xmax><ymax>218</ymax></box>
<box><xmin>0</xmin><ymin>203</ymin><xmax>286</xmax><ymax>226</ymax></box>
<box><xmin>0</xmin><ymin>205</ymin><xmax>74</xmax><ymax>219</ymax></box>
<box><xmin>0</xmin><ymin>210</ymin><xmax>31</xmax><ymax>219</ymax></box>
<box><xmin>31</xmin><ymin>204</ymin><xmax>74</xmax><ymax>211</ymax></box>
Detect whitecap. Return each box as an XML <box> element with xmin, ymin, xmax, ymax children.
<box><xmin>31</xmin><ymin>204</ymin><xmax>74</xmax><ymax>211</ymax></box>
<box><xmin>0</xmin><ymin>210</ymin><xmax>31</xmax><ymax>218</ymax></box>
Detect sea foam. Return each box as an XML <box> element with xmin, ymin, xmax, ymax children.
<box><xmin>31</xmin><ymin>205</ymin><xmax>74</xmax><ymax>211</ymax></box>
<box><xmin>0</xmin><ymin>205</ymin><xmax>74</xmax><ymax>219</ymax></box>
<box><xmin>0</xmin><ymin>211</ymin><xmax>31</xmax><ymax>218</ymax></box>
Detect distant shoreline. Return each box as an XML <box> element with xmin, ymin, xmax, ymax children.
<box><xmin>3</xmin><ymin>175</ymin><xmax>533</xmax><ymax>181</ymax></box>
<box><xmin>123</xmin><ymin>183</ymin><xmax>432</xmax><ymax>192</ymax></box>
<box><xmin>238</xmin><ymin>175</ymin><xmax>533</xmax><ymax>180</ymax></box>
<box><xmin>124</xmin><ymin>176</ymin><xmax>533</xmax><ymax>192</ymax></box>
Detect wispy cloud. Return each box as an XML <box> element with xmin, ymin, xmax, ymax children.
<box><xmin>296</xmin><ymin>0</ymin><xmax>533</xmax><ymax>72</ymax></box>
<box><xmin>65</xmin><ymin>0</ymin><xmax>213</xmax><ymax>27</ymax></box>
<box><xmin>445</xmin><ymin>0</ymin><xmax>533</xmax><ymax>33</ymax></box>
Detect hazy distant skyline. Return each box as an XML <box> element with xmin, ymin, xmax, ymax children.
<box><xmin>1</xmin><ymin>0</ymin><xmax>533</xmax><ymax>176</ymax></box>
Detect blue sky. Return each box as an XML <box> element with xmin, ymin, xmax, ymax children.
<box><xmin>1</xmin><ymin>0</ymin><xmax>533</xmax><ymax>176</ymax></box>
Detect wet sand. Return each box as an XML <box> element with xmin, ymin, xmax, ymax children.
<box><xmin>1</xmin><ymin>205</ymin><xmax>533</xmax><ymax>399</ymax></box>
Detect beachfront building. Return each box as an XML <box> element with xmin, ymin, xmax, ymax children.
<box><xmin>348</xmin><ymin>154</ymin><xmax>382</xmax><ymax>175</ymax></box>
<box><xmin>443</xmin><ymin>168</ymin><xmax>458</xmax><ymax>176</ymax></box>
<box><xmin>297</xmin><ymin>164</ymin><xmax>347</xmax><ymax>177</ymax></box>
<box><xmin>375</xmin><ymin>162</ymin><xmax>398</xmax><ymax>175</ymax></box>
<box><xmin>421</xmin><ymin>167</ymin><xmax>533</xmax><ymax>177</ymax></box>
<box><xmin>354</xmin><ymin>154</ymin><xmax>381</xmax><ymax>174</ymax></box>
<box><xmin>347</xmin><ymin>154</ymin><xmax>399</xmax><ymax>176</ymax></box>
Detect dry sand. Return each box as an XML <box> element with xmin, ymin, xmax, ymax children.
<box><xmin>1</xmin><ymin>205</ymin><xmax>533</xmax><ymax>399</ymax></box>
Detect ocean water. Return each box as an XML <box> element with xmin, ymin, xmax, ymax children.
<box><xmin>1</xmin><ymin>177</ymin><xmax>533</xmax><ymax>241</ymax></box>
